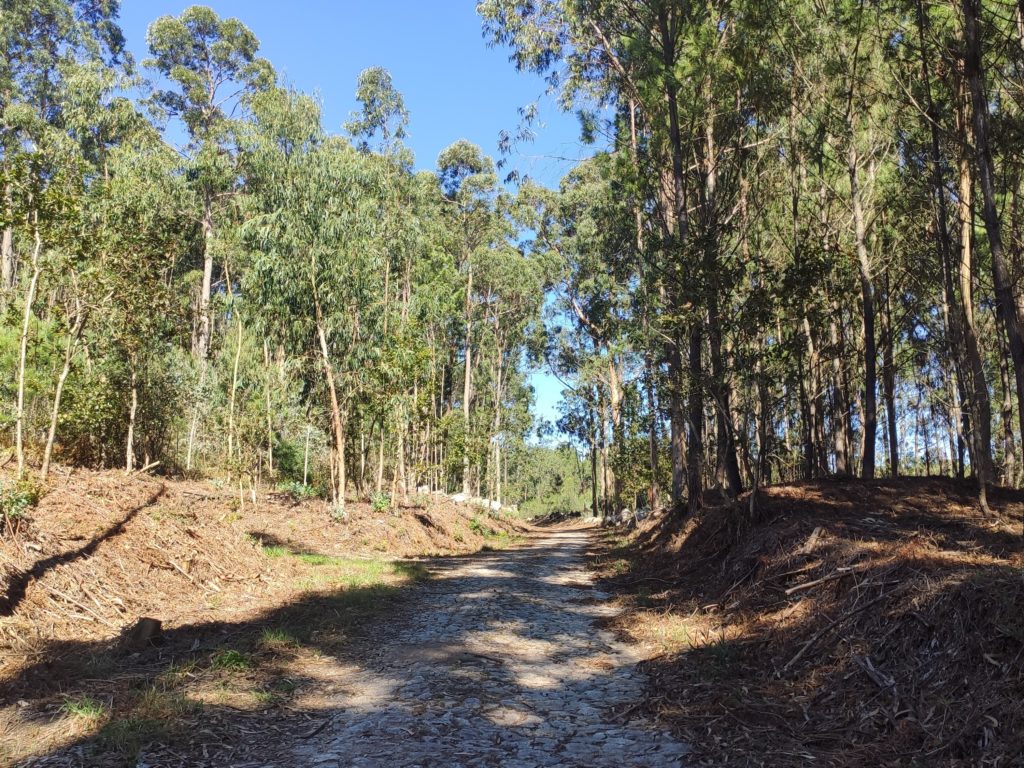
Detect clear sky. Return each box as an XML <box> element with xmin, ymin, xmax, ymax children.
<box><xmin>117</xmin><ymin>0</ymin><xmax>582</xmax><ymax>432</ymax></box>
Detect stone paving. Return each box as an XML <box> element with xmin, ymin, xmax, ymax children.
<box><xmin>292</xmin><ymin>529</ymin><xmax>690</xmax><ymax>768</ymax></box>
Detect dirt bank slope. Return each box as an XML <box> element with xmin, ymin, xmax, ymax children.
<box><xmin>0</xmin><ymin>468</ymin><xmax>526</xmax><ymax>765</ymax></box>
<box><xmin>597</xmin><ymin>477</ymin><xmax>1023</xmax><ymax>767</ymax></box>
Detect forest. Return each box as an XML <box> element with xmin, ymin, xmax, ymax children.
<box><xmin>1</xmin><ymin>2</ymin><xmax>1023</xmax><ymax>766</ymax></box>
<box><xmin>2</xmin><ymin>0</ymin><xmax>1023</xmax><ymax>521</ymax></box>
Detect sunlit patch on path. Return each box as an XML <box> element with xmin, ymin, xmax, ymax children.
<box><xmin>293</xmin><ymin>529</ymin><xmax>690</xmax><ymax>767</ymax></box>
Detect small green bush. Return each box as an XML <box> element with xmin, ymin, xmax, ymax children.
<box><xmin>0</xmin><ymin>477</ymin><xmax>42</xmax><ymax>521</ymax></box>
<box><xmin>276</xmin><ymin>480</ymin><xmax>319</xmax><ymax>500</ymax></box>
<box><xmin>369</xmin><ymin>491</ymin><xmax>391</xmax><ymax>514</ymax></box>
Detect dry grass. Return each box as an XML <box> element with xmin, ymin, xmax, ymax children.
<box><xmin>595</xmin><ymin>477</ymin><xmax>1024</xmax><ymax>767</ymax></box>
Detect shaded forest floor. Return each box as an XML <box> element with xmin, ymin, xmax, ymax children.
<box><xmin>0</xmin><ymin>468</ymin><xmax>526</xmax><ymax>766</ymax></box>
<box><xmin>594</xmin><ymin>476</ymin><xmax>1024</xmax><ymax>767</ymax></box>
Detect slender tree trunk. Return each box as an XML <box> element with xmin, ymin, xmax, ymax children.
<box><xmin>15</xmin><ymin>229</ymin><xmax>42</xmax><ymax>477</ymax></box>
<box><xmin>185</xmin><ymin>362</ymin><xmax>205</xmax><ymax>471</ymax></box>
<box><xmin>125</xmin><ymin>362</ymin><xmax>138</xmax><ymax>473</ymax></box>
<box><xmin>998</xmin><ymin>312</ymin><xmax>1018</xmax><ymax>485</ymax></box>
<box><xmin>195</xmin><ymin>191</ymin><xmax>215</xmax><ymax>360</ymax></box>
<box><xmin>41</xmin><ymin>304</ymin><xmax>85</xmax><ymax>481</ymax></box>
<box><xmin>303</xmin><ymin>423</ymin><xmax>311</xmax><ymax>486</ymax></box>
<box><xmin>462</xmin><ymin>263</ymin><xmax>473</xmax><ymax>496</ymax></box>
<box><xmin>686</xmin><ymin>326</ymin><xmax>704</xmax><ymax>513</ymax></box>
<box><xmin>264</xmin><ymin>339</ymin><xmax>274</xmax><ymax>476</ymax></box>
<box><xmin>227</xmin><ymin>319</ymin><xmax>243</xmax><ymax>462</ymax></box>
<box><xmin>829</xmin><ymin>315</ymin><xmax>853</xmax><ymax>476</ymax></box>
<box><xmin>848</xmin><ymin>141</ymin><xmax>877</xmax><ymax>479</ymax></box>
<box><xmin>667</xmin><ymin>343</ymin><xmax>687</xmax><ymax>508</ymax></box>
<box><xmin>590</xmin><ymin>404</ymin><xmax>599</xmax><ymax>517</ymax></box>
<box><xmin>963</xmin><ymin>0</ymin><xmax>1024</xmax><ymax>454</ymax></box>
<box><xmin>801</xmin><ymin>318</ymin><xmax>823</xmax><ymax>477</ymax></box>
<box><xmin>644</xmin><ymin>350</ymin><xmax>661</xmax><ymax>511</ymax></box>
<box><xmin>880</xmin><ymin>275</ymin><xmax>898</xmax><ymax>476</ymax></box>
<box><xmin>956</xmin><ymin>145</ymin><xmax>995</xmax><ymax>489</ymax></box>
<box><xmin>702</xmin><ymin>117</ymin><xmax>742</xmax><ymax>498</ymax></box>
<box><xmin>918</xmin><ymin>0</ymin><xmax>988</xmax><ymax>490</ymax></box>
<box><xmin>314</xmin><ymin>304</ymin><xmax>346</xmax><ymax>509</ymax></box>
<box><xmin>658</xmin><ymin>6</ymin><xmax>695</xmax><ymax>512</ymax></box>
<box><xmin>375</xmin><ymin>416</ymin><xmax>386</xmax><ymax>494</ymax></box>
<box><xmin>1</xmin><ymin>182</ymin><xmax>14</xmax><ymax>296</ymax></box>
<box><xmin>606</xmin><ymin>354</ymin><xmax>622</xmax><ymax>510</ymax></box>
<box><xmin>630</xmin><ymin>98</ymin><xmax>661</xmax><ymax>513</ymax></box>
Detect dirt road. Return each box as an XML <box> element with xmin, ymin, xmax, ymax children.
<box><xmin>290</xmin><ymin>528</ymin><xmax>689</xmax><ymax>767</ymax></box>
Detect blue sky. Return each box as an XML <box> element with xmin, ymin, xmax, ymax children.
<box><xmin>118</xmin><ymin>0</ymin><xmax>583</xmax><ymax>432</ymax></box>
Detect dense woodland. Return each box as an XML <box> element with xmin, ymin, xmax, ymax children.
<box><xmin>1</xmin><ymin>0</ymin><xmax>1023</xmax><ymax>518</ymax></box>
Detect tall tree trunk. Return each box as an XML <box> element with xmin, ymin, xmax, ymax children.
<box><xmin>195</xmin><ymin>191</ymin><xmax>215</xmax><ymax>360</ymax></box>
<box><xmin>963</xmin><ymin>0</ymin><xmax>1024</xmax><ymax>454</ymax></box>
<box><xmin>2</xmin><ymin>182</ymin><xmax>14</xmax><ymax>296</ymax></box>
<box><xmin>848</xmin><ymin>140</ymin><xmax>877</xmax><ymax>479</ymax></box>
<box><xmin>667</xmin><ymin>343</ymin><xmax>687</xmax><ymax>509</ymax></box>
<box><xmin>375</xmin><ymin>416</ymin><xmax>386</xmax><ymax>494</ymax></box>
<box><xmin>956</xmin><ymin>144</ymin><xmax>995</xmax><ymax>489</ymax></box>
<box><xmin>125</xmin><ymin>362</ymin><xmax>138</xmax><ymax>472</ymax></box>
<box><xmin>998</xmin><ymin>311</ymin><xmax>1018</xmax><ymax>485</ymax></box>
<box><xmin>462</xmin><ymin>263</ymin><xmax>473</xmax><ymax>496</ymax></box>
<box><xmin>263</xmin><ymin>339</ymin><xmax>274</xmax><ymax>476</ymax></box>
<box><xmin>686</xmin><ymin>326</ymin><xmax>704</xmax><ymax>513</ymax></box>
<box><xmin>41</xmin><ymin>303</ymin><xmax>85</xmax><ymax>481</ymax></box>
<box><xmin>644</xmin><ymin>349</ymin><xmax>661</xmax><ymax>512</ymax></box>
<box><xmin>918</xmin><ymin>0</ymin><xmax>990</xmax><ymax>492</ymax></box>
<box><xmin>15</xmin><ymin>229</ymin><xmax>42</xmax><ymax>477</ymax></box>
<box><xmin>606</xmin><ymin>354</ymin><xmax>623</xmax><ymax>510</ymax></box>
<box><xmin>880</xmin><ymin>274</ymin><xmax>899</xmax><ymax>476</ymax></box>
<box><xmin>303</xmin><ymin>423</ymin><xmax>311</xmax><ymax>486</ymax></box>
<box><xmin>314</xmin><ymin>303</ymin><xmax>346</xmax><ymax>509</ymax></box>
<box><xmin>227</xmin><ymin>319</ymin><xmax>243</xmax><ymax>462</ymax></box>
<box><xmin>658</xmin><ymin>5</ymin><xmax>696</xmax><ymax>512</ymax></box>
<box><xmin>828</xmin><ymin>309</ymin><xmax>853</xmax><ymax>476</ymax></box>
<box><xmin>590</xmin><ymin>402</ymin><xmax>599</xmax><ymax>517</ymax></box>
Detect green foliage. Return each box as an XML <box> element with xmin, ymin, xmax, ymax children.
<box><xmin>369</xmin><ymin>491</ymin><xmax>391</xmax><ymax>514</ymax></box>
<box><xmin>60</xmin><ymin>696</ymin><xmax>107</xmax><ymax>719</ymax></box>
<box><xmin>210</xmin><ymin>649</ymin><xmax>253</xmax><ymax>671</ymax></box>
<box><xmin>276</xmin><ymin>480</ymin><xmax>318</xmax><ymax>500</ymax></box>
<box><xmin>0</xmin><ymin>477</ymin><xmax>42</xmax><ymax>521</ymax></box>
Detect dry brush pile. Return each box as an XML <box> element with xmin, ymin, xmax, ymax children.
<box><xmin>599</xmin><ymin>478</ymin><xmax>1024</xmax><ymax>767</ymax></box>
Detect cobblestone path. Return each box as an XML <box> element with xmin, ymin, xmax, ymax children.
<box><xmin>293</xmin><ymin>529</ymin><xmax>690</xmax><ymax>767</ymax></box>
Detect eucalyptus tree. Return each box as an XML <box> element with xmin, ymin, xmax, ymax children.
<box><xmin>244</xmin><ymin>89</ymin><xmax>386</xmax><ymax>511</ymax></box>
<box><xmin>437</xmin><ymin>140</ymin><xmax>505</xmax><ymax>496</ymax></box>
<box><xmin>145</xmin><ymin>5</ymin><xmax>274</xmax><ymax>361</ymax></box>
<box><xmin>0</xmin><ymin>0</ymin><xmax>126</xmax><ymax>298</ymax></box>
<box><xmin>88</xmin><ymin>130</ymin><xmax>195</xmax><ymax>471</ymax></box>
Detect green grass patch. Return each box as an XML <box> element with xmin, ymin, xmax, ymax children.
<box><xmin>60</xmin><ymin>695</ymin><xmax>107</xmax><ymax>719</ymax></box>
<box><xmin>259</xmin><ymin>627</ymin><xmax>299</xmax><ymax>651</ymax></box>
<box><xmin>210</xmin><ymin>649</ymin><xmax>253</xmax><ymax>671</ymax></box>
<box><xmin>295</xmin><ymin>555</ymin><xmax>427</xmax><ymax>590</ymax></box>
<box><xmin>95</xmin><ymin>717</ymin><xmax>165</xmax><ymax>761</ymax></box>
<box><xmin>295</xmin><ymin>552</ymin><xmax>343</xmax><ymax>566</ymax></box>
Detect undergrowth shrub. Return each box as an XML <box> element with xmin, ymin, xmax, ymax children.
<box><xmin>0</xmin><ymin>477</ymin><xmax>43</xmax><ymax>522</ymax></box>
<box><xmin>370</xmin><ymin>491</ymin><xmax>391</xmax><ymax>514</ymax></box>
